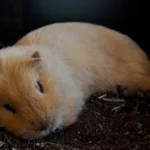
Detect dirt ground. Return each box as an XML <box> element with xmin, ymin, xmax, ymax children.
<box><xmin>0</xmin><ymin>88</ymin><xmax>150</xmax><ymax>150</ymax></box>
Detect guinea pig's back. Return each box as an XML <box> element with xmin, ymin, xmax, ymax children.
<box><xmin>15</xmin><ymin>22</ymin><xmax>150</xmax><ymax>93</ymax></box>
<box><xmin>15</xmin><ymin>22</ymin><xmax>147</xmax><ymax>62</ymax></box>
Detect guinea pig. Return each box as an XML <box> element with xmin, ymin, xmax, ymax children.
<box><xmin>0</xmin><ymin>22</ymin><xmax>150</xmax><ymax>139</ymax></box>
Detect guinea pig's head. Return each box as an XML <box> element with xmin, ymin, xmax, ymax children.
<box><xmin>0</xmin><ymin>49</ymin><xmax>59</xmax><ymax>139</ymax></box>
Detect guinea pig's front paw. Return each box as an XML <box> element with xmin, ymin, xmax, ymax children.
<box><xmin>51</xmin><ymin>110</ymin><xmax>78</xmax><ymax>133</ymax></box>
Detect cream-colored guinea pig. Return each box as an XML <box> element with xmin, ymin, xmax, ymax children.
<box><xmin>0</xmin><ymin>22</ymin><xmax>150</xmax><ymax>139</ymax></box>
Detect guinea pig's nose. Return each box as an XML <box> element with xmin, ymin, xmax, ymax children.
<box><xmin>39</xmin><ymin>122</ymin><xmax>48</xmax><ymax>131</ymax></box>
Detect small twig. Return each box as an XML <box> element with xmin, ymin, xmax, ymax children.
<box><xmin>112</xmin><ymin>104</ymin><xmax>125</xmax><ymax>112</ymax></box>
<box><xmin>0</xmin><ymin>141</ymin><xmax>5</xmax><ymax>148</ymax></box>
<box><xmin>101</xmin><ymin>98</ymin><xmax>125</xmax><ymax>103</ymax></box>
<box><xmin>43</xmin><ymin>142</ymin><xmax>80</xmax><ymax>150</ymax></box>
<box><xmin>98</xmin><ymin>94</ymin><xmax>107</xmax><ymax>99</ymax></box>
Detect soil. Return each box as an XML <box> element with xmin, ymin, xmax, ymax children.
<box><xmin>0</xmin><ymin>88</ymin><xmax>150</xmax><ymax>150</ymax></box>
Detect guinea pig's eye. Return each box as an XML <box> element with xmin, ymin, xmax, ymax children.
<box><xmin>3</xmin><ymin>104</ymin><xmax>16</xmax><ymax>114</ymax></box>
<box><xmin>36</xmin><ymin>81</ymin><xmax>44</xmax><ymax>93</ymax></box>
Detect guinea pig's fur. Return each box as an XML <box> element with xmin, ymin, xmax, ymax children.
<box><xmin>0</xmin><ymin>22</ymin><xmax>150</xmax><ymax>139</ymax></box>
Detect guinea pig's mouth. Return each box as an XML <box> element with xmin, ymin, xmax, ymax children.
<box><xmin>19</xmin><ymin>121</ymin><xmax>59</xmax><ymax>140</ymax></box>
<box><xmin>19</xmin><ymin>127</ymin><xmax>51</xmax><ymax>140</ymax></box>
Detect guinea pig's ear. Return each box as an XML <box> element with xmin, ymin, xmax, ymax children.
<box><xmin>28</xmin><ymin>51</ymin><xmax>41</xmax><ymax>68</ymax></box>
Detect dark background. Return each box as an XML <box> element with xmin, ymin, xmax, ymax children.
<box><xmin>0</xmin><ymin>0</ymin><xmax>149</xmax><ymax>56</ymax></box>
